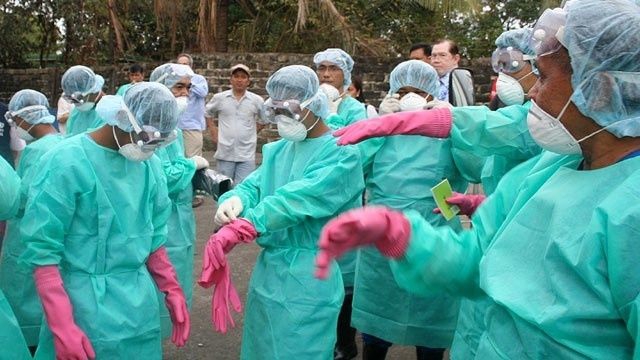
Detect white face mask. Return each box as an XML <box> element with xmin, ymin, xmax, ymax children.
<box><xmin>276</xmin><ymin>112</ymin><xmax>321</xmax><ymax>142</ymax></box>
<box><xmin>399</xmin><ymin>92</ymin><xmax>428</xmax><ymax>111</ymax></box>
<box><xmin>76</xmin><ymin>102</ymin><xmax>96</xmax><ymax>112</ymax></box>
<box><xmin>496</xmin><ymin>73</ymin><xmax>525</xmax><ymax>106</ymax></box>
<box><xmin>15</xmin><ymin>126</ymin><xmax>35</xmax><ymax>142</ymax></box>
<box><xmin>113</xmin><ymin>127</ymin><xmax>154</xmax><ymax>161</ymax></box>
<box><xmin>527</xmin><ymin>99</ymin><xmax>583</xmax><ymax>155</ymax></box>
<box><xmin>319</xmin><ymin>83</ymin><xmax>341</xmax><ymax>102</ymax></box>
<box><xmin>175</xmin><ymin>96</ymin><xmax>189</xmax><ymax>116</ymax></box>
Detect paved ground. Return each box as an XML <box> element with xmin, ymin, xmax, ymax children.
<box><xmin>162</xmin><ymin>152</ymin><xmax>431</xmax><ymax>359</ymax></box>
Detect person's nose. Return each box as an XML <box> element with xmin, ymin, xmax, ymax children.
<box><xmin>528</xmin><ymin>79</ymin><xmax>541</xmax><ymax>101</ymax></box>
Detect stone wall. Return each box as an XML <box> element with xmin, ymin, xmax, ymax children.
<box><xmin>0</xmin><ymin>52</ymin><xmax>494</xmax><ymax>151</ymax></box>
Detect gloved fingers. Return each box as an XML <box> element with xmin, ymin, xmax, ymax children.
<box><xmin>213</xmin><ymin>290</ymin><xmax>232</xmax><ymax>333</ymax></box>
<box><xmin>432</xmin><ymin>207</ymin><xmax>441</xmax><ymax>214</ymax></box>
<box><xmin>228</xmin><ymin>279</ymin><xmax>243</xmax><ymax>313</ymax></box>
<box><xmin>215</xmin><ymin>211</ymin><xmax>231</xmax><ymax>225</ymax></box>
<box><xmin>81</xmin><ymin>335</ymin><xmax>96</xmax><ymax>360</ymax></box>
<box><xmin>221</xmin><ymin>207</ymin><xmax>237</xmax><ymax>221</ymax></box>
<box><xmin>172</xmin><ymin>302</ymin><xmax>190</xmax><ymax>347</ymax></box>
<box><xmin>314</xmin><ymin>251</ymin><xmax>333</xmax><ymax>279</ymax></box>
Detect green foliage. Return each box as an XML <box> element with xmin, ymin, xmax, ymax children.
<box><xmin>0</xmin><ymin>0</ymin><xmax>556</xmax><ymax>68</ymax></box>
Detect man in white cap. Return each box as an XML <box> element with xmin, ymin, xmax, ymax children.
<box><xmin>206</xmin><ymin>63</ymin><xmax>265</xmax><ymax>184</ymax></box>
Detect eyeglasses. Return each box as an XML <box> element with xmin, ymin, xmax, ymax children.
<box><xmin>530</xmin><ymin>8</ymin><xmax>567</xmax><ymax>57</ymax></box>
<box><xmin>491</xmin><ymin>48</ymin><xmax>535</xmax><ymax>74</ymax></box>
<box><xmin>120</xmin><ymin>106</ymin><xmax>177</xmax><ymax>150</ymax></box>
<box><xmin>4</xmin><ymin>105</ymin><xmax>47</xmax><ymax>125</ymax></box>
<box><xmin>317</xmin><ymin>64</ymin><xmax>343</xmax><ymax>74</ymax></box>
<box><xmin>263</xmin><ymin>98</ymin><xmax>313</xmax><ymax>124</ymax></box>
<box><xmin>63</xmin><ymin>91</ymin><xmax>97</xmax><ymax>105</ymax></box>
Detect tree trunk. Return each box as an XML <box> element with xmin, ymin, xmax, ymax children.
<box><xmin>215</xmin><ymin>0</ymin><xmax>229</xmax><ymax>52</ymax></box>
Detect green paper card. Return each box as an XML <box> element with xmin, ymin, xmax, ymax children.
<box><xmin>431</xmin><ymin>179</ymin><xmax>460</xmax><ymax>221</ymax></box>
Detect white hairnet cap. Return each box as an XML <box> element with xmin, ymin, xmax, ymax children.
<box><xmin>61</xmin><ymin>65</ymin><xmax>104</xmax><ymax>96</ymax></box>
<box><xmin>96</xmin><ymin>82</ymin><xmax>178</xmax><ymax>133</ymax></box>
<box><xmin>563</xmin><ymin>0</ymin><xmax>640</xmax><ymax>137</ymax></box>
<box><xmin>149</xmin><ymin>63</ymin><xmax>194</xmax><ymax>89</ymax></box>
<box><xmin>266</xmin><ymin>65</ymin><xmax>330</xmax><ymax>120</ymax></box>
<box><xmin>7</xmin><ymin>89</ymin><xmax>55</xmax><ymax>125</ymax></box>
<box><xmin>313</xmin><ymin>48</ymin><xmax>355</xmax><ymax>88</ymax></box>
<box><xmin>389</xmin><ymin>60</ymin><xmax>440</xmax><ymax>96</ymax></box>
<box><xmin>496</xmin><ymin>28</ymin><xmax>536</xmax><ymax>57</ymax></box>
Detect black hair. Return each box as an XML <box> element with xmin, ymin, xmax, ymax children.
<box><xmin>410</xmin><ymin>43</ymin><xmax>432</xmax><ymax>55</ymax></box>
<box><xmin>350</xmin><ymin>74</ymin><xmax>365</xmax><ymax>103</ymax></box>
<box><xmin>129</xmin><ymin>63</ymin><xmax>144</xmax><ymax>74</ymax></box>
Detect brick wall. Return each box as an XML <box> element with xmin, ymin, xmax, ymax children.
<box><xmin>0</xmin><ymin>53</ymin><xmax>494</xmax><ymax>151</ymax></box>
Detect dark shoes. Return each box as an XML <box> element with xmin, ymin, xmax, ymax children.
<box><xmin>334</xmin><ymin>344</ymin><xmax>358</xmax><ymax>360</ymax></box>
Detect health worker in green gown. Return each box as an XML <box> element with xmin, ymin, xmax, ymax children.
<box><xmin>150</xmin><ymin>63</ymin><xmax>210</xmax><ymax>337</ymax></box>
<box><xmin>201</xmin><ymin>65</ymin><xmax>365</xmax><ymax>360</ymax></box>
<box><xmin>317</xmin><ymin>0</ymin><xmax>640</xmax><ymax>358</ymax></box>
<box><xmin>0</xmin><ymin>89</ymin><xmax>64</xmax><ymax>347</ymax></box>
<box><xmin>0</xmin><ymin>157</ymin><xmax>31</xmax><ymax>360</ymax></box>
<box><xmin>20</xmin><ymin>82</ymin><xmax>190</xmax><ymax>359</ymax></box>
<box><xmin>62</xmin><ymin>65</ymin><xmax>106</xmax><ymax>136</ymax></box>
<box><xmin>314</xmin><ymin>47</ymin><xmax>381</xmax><ymax>360</ymax></box>
<box><xmin>449</xmin><ymin>28</ymin><xmax>542</xmax><ymax>360</ymax></box>
<box><xmin>314</xmin><ymin>48</ymin><xmax>369</xmax><ymax>128</ymax></box>
<box><xmin>352</xmin><ymin>59</ymin><xmax>467</xmax><ymax>360</ymax></box>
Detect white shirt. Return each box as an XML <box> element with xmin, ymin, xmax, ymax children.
<box><xmin>206</xmin><ymin>90</ymin><xmax>266</xmax><ymax>162</ymax></box>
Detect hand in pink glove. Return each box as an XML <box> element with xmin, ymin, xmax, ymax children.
<box><xmin>199</xmin><ymin>219</ymin><xmax>258</xmax><ymax>284</ymax></box>
<box><xmin>315</xmin><ymin>207</ymin><xmax>411</xmax><ymax>279</ymax></box>
<box><xmin>198</xmin><ymin>241</ymin><xmax>243</xmax><ymax>333</ymax></box>
<box><xmin>198</xmin><ymin>219</ymin><xmax>256</xmax><ymax>333</ymax></box>
<box><xmin>433</xmin><ymin>192</ymin><xmax>486</xmax><ymax>216</ymax></box>
<box><xmin>147</xmin><ymin>247</ymin><xmax>190</xmax><ymax>347</ymax></box>
<box><xmin>34</xmin><ymin>265</ymin><xmax>96</xmax><ymax>360</ymax></box>
<box><xmin>334</xmin><ymin>107</ymin><xmax>453</xmax><ymax>145</ymax></box>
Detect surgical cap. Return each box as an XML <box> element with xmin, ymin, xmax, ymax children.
<box><xmin>61</xmin><ymin>65</ymin><xmax>104</xmax><ymax>96</ymax></box>
<box><xmin>495</xmin><ymin>28</ymin><xmax>536</xmax><ymax>57</ymax></box>
<box><xmin>389</xmin><ymin>60</ymin><xmax>440</xmax><ymax>97</ymax></box>
<box><xmin>96</xmin><ymin>82</ymin><xmax>178</xmax><ymax>133</ymax></box>
<box><xmin>266</xmin><ymin>65</ymin><xmax>330</xmax><ymax>120</ymax></box>
<box><xmin>149</xmin><ymin>63</ymin><xmax>194</xmax><ymax>89</ymax></box>
<box><xmin>7</xmin><ymin>89</ymin><xmax>55</xmax><ymax>125</ymax></box>
<box><xmin>563</xmin><ymin>0</ymin><xmax>640</xmax><ymax>137</ymax></box>
<box><xmin>313</xmin><ymin>48</ymin><xmax>355</xmax><ymax>88</ymax></box>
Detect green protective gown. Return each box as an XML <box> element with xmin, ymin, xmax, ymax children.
<box><xmin>352</xmin><ymin>133</ymin><xmax>468</xmax><ymax>347</ymax></box>
<box><xmin>217</xmin><ymin>132</ymin><xmax>365</xmax><ymax>359</ymax></box>
<box><xmin>65</xmin><ymin>107</ymin><xmax>106</xmax><ymax>137</ymax></box>
<box><xmin>19</xmin><ymin>134</ymin><xmax>172</xmax><ymax>359</ymax></box>
<box><xmin>0</xmin><ymin>134</ymin><xmax>64</xmax><ymax>346</ymax></box>
<box><xmin>325</xmin><ymin>96</ymin><xmax>367</xmax><ymax>287</ymax></box>
<box><xmin>154</xmin><ymin>130</ymin><xmax>197</xmax><ymax>337</ymax></box>
<box><xmin>116</xmin><ymin>83</ymin><xmax>133</xmax><ymax>96</ymax></box>
<box><xmin>0</xmin><ymin>157</ymin><xmax>20</xmax><ymax>220</ymax></box>
<box><xmin>391</xmin><ymin>151</ymin><xmax>640</xmax><ymax>359</ymax></box>
<box><xmin>0</xmin><ymin>157</ymin><xmax>31</xmax><ymax>360</ymax></box>
<box><xmin>326</xmin><ymin>96</ymin><xmax>384</xmax><ymax>287</ymax></box>
<box><xmin>447</xmin><ymin>103</ymin><xmax>542</xmax><ymax>359</ymax></box>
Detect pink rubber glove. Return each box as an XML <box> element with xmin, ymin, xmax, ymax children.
<box><xmin>334</xmin><ymin>107</ymin><xmax>452</xmax><ymax>145</ymax></box>
<box><xmin>433</xmin><ymin>192</ymin><xmax>486</xmax><ymax>216</ymax></box>
<box><xmin>198</xmin><ymin>219</ymin><xmax>256</xmax><ymax>333</ymax></box>
<box><xmin>147</xmin><ymin>247</ymin><xmax>190</xmax><ymax>347</ymax></box>
<box><xmin>315</xmin><ymin>207</ymin><xmax>411</xmax><ymax>279</ymax></box>
<box><xmin>34</xmin><ymin>265</ymin><xmax>96</xmax><ymax>360</ymax></box>
<box><xmin>200</xmin><ymin>219</ymin><xmax>258</xmax><ymax>277</ymax></box>
<box><xmin>198</xmin><ymin>240</ymin><xmax>243</xmax><ymax>333</ymax></box>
